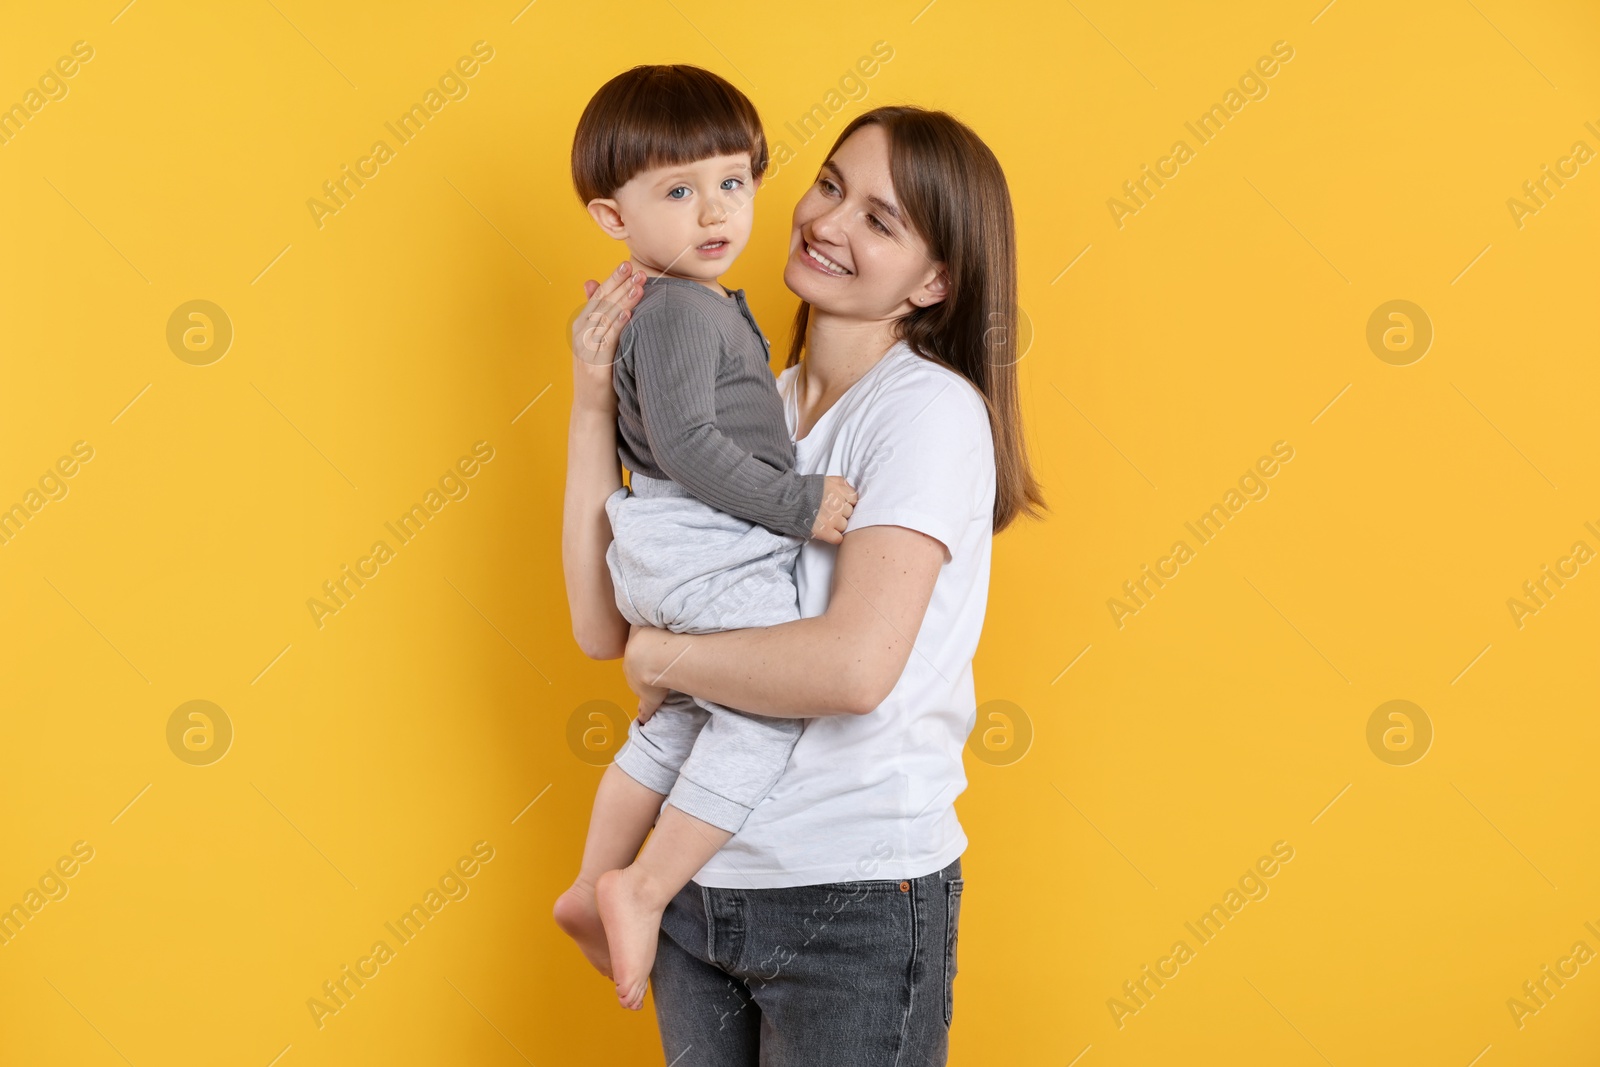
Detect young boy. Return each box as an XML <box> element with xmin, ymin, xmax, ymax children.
<box><xmin>553</xmin><ymin>65</ymin><xmax>857</xmax><ymax>1010</ymax></box>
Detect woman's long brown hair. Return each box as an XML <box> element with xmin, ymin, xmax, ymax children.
<box><xmin>783</xmin><ymin>106</ymin><xmax>1046</xmax><ymax>533</ymax></box>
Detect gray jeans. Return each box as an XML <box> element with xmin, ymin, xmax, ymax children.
<box><xmin>605</xmin><ymin>473</ymin><xmax>804</xmax><ymax>833</ymax></box>
<box><xmin>651</xmin><ymin>858</ymin><xmax>965</xmax><ymax>1065</ymax></box>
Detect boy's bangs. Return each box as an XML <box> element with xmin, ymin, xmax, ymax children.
<box><xmin>625</xmin><ymin>118</ymin><xmax>763</xmax><ymax>181</ymax></box>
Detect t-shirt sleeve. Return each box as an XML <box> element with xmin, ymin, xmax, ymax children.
<box><xmin>842</xmin><ymin>375</ymin><xmax>993</xmax><ymax>563</ymax></box>
<box><xmin>630</xmin><ymin>301</ymin><xmax>825</xmax><ymax>540</ymax></box>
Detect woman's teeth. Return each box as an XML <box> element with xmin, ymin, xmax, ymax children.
<box><xmin>806</xmin><ymin>245</ymin><xmax>850</xmax><ymax>275</ymax></box>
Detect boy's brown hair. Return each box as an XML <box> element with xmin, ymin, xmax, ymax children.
<box><xmin>571</xmin><ymin>65</ymin><xmax>768</xmax><ymax>204</ymax></box>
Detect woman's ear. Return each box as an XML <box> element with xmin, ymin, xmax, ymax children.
<box><xmin>586</xmin><ymin>198</ymin><xmax>627</xmax><ymax>238</ymax></box>
<box><xmin>913</xmin><ymin>265</ymin><xmax>949</xmax><ymax>308</ymax></box>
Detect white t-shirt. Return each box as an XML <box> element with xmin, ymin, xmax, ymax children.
<box><xmin>692</xmin><ymin>339</ymin><xmax>997</xmax><ymax>889</ymax></box>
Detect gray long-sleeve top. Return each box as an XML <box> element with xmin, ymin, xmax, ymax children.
<box><xmin>613</xmin><ymin>275</ymin><xmax>825</xmax><ymax>540</ymax></box>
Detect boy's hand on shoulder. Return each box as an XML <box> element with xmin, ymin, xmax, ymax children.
<box><xmin>570</xmin><ymin>262</ymin><xmax>645</xmax><ymax>411</ymax></box>
<box><xmin>810</xmin><ymin>475</ymin><xmax>858</xmax><ymax>544</ymax></box>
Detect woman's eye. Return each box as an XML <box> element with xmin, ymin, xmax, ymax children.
<box><xmin>868</xmin><ymin>215</ymin><xmax>889</xmax><ymax>233</ymax></box>
<box><xmin>818</xmin><ymin>177</ymin><xmax>838</xmax><ymax>195</ymax></box>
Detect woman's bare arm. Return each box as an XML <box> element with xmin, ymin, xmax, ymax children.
<box><xmin>623</xmin><ymin>523</ymin><xmax>946</xmax><ymax>717</ymax></box>
<box><xmin>562</xmin><ymin>264</ymin><xmax>644</xmax><ymax>660</ymax></box>
<box><xmin>563</xmin><ymin>405</ymin><xmax>628</xmax><ymax>659</ymax></box>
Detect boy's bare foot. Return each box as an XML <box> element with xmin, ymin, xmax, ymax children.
<box><xmin>596</xmin><ymin>866</ymin><xmax>665</xmax><ymax>1011</ymax></box>
<box><xmin>553</xmin><ymin>882</ymin><xmax>613</xmax><ymax>978</ymax></box>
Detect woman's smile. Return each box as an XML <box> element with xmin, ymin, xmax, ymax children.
<box><xmin>799</xmin><ymin>241</ymin><xmax>852</xmax><ymax>276</ymax></box>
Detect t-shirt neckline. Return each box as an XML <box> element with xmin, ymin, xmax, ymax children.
<box><xmin>791</xmin><ymin>340</ymin><xmax>908</xmax><ymax>446</ymax></box>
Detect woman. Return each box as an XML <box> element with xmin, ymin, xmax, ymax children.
<box><xmin>564</xmin><ymin>105</ymin><xmax>1044</xmax><ymax>1065</ymax></box>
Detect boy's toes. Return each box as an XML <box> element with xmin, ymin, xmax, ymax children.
<box><xmin>617</xmin><ymin>978</ymin><xmax>648</xmax><ymax>1011</ymax></box>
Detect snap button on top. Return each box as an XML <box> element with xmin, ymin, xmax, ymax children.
<box><xmin>899</xmin><ymin>881</ymin><xmax>910</xmax><ymax>892</ymax></box>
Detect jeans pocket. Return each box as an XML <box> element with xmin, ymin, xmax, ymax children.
<box><xmin>944</xmin><ymin>878</ymin><xmax>964</xmax><ymax>1027</ymax></box>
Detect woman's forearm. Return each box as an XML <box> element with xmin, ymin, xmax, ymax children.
<box><xmin>563</xmin><ymin>404</ymin><xmax>628</xmax><ymax>660</ymax></box>
<box><xmin>633</xmin><ymin>522</ymin><xmax>948</xmax><ymax>718</ymax></box>
<box><xmin>640</xmin><ymin>616</ymin><xmax>870</xmax><ymax>718</ymax></box>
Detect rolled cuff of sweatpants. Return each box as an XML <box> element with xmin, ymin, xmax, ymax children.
<box><xmin>612</xmin><ymin>735</ymin><xmax>679</xmax><ymax>796</ymax></box>
<box><xmin>667</xmin><ymin>775</ymin><xmax>755</xmax><ymax>835</ymax></box>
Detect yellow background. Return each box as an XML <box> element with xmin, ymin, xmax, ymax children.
<box><xmin>2</xmin><ymin>0</ymin><xmax>1597</xmax><ymax>1063</ymax></box>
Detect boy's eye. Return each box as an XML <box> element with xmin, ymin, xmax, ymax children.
<box><xmin>721</xmin><ymin>178</ymin><xmax>744</xmax><ymax>191</ymax></box>
<box><xmin>667</xmin><ymin>187</ymin><xmax>690</xmax><ymax>200</ymax></box>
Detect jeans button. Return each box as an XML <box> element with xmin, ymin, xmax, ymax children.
<box><xmin>899</xmin><ymin>881</ymin><xmax>910</xmax><ymax>892</ymax></box>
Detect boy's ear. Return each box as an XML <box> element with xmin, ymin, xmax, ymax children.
<box><xmin>586</xmin><ymin>198</ymin><xmax>627</xmax><ymax>238</ymax></box>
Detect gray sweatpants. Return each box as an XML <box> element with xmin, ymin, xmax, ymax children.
<box><xmin>604</xmin><ymin>472</ymin><xmax>804</xmax><ymax>833</ymax></box>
